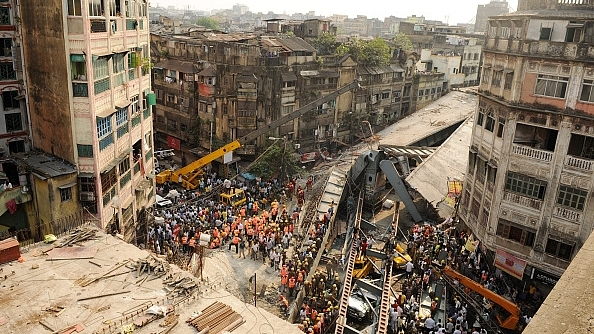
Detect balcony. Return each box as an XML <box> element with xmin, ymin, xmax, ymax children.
<box><xmin>0</xmin><ymin>186</ymin><xmax>31</xmax><ymax>217</ymax></box>
<box><xmin>565</xmin><ymin>155</ymin><xmax>594</xmax><ymax>172</ymax></box>
<box><xmin>511</xmin><ymin>144</ymin><xmax>553</xmax><ymax>162</ymax></box>
<box><xmin>503</xmin><ymin>191</ymin><xmax>542</xmax><ymax>211</ymax></box>
<box><xmin>553</xmin><ymin>206</ymin><xmax>582</xmax><ymax>223</ymax></box>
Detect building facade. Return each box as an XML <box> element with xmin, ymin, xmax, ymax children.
<box><xmin>474</xmin><ymin>0</ymin><xmax>509</xmax><ymax>33</ymax></box>
<box><xmin>460</xmin><ymin>0</ymin><xmax>594</xmax><ymax>278</ymax></box>
<box><xmin>20</xmin><ymin>0</ymin><xmax>155</xmax><ymax>243</ymax></box>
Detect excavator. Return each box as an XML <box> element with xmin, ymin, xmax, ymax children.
<box><xmin>156</xmin><ymin>79</ymin><xmax>361</xmax><ymax>190</ymax></box>
<box><xmin>439</xmin><ymin>266</ymin><xmax>521</xmax><ymax>331</ymax></box>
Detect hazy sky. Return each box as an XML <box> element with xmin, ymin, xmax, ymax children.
<box><xmin>153</xmin><ymin>0</ymin><xmax>519</xmax><ymax>26</ymax></box>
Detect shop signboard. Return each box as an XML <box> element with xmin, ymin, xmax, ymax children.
<box><xmin>530</xmin><ymin>267</ymin><xmax>560</xmax><ymax>286</ymax></box>
<box><xmin>494</xmin><ymin>249</ymin><xmax>527</xmax><ymax>280</ymax></box>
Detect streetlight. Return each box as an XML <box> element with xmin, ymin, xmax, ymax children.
<box><xmin>268</xmin><ymin>136</ymin><xmax>287</xmax><ymax>184</ymax></box>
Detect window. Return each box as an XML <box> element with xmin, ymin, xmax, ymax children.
<box><xmin>568</xmin><ymin>133</ymin><xmax>594</xmax><ymax>159</ymax></box>
<box><xmin>497</xmin><ymin>117</ymin><xmax>505</xmax><ymax>138</ymax></box>
<box><xmin>167</xmin><ymin>119</ymin><xmax>177</xmax><ymax>131</ymax></box>
<box><xmin>282</xmin><ymin>104</ymin><xmax>294</xmax><ymax>116</ymax></box>
<box><xmin>579</xmin><ymin>79</ymin><xmax>594</xmax><ymax>103</ymax></box>
<box><xmin>485</xmin><ymin>110</ymin><xmax>496</xmax><ymax>132</ymax></box>
<box><xmin>418</xmin><ymin>90</ymin><xmax>424</xmax><ymax>96</ymax></box>
<box><xmin>0</xmin><ymin>62</ymin><xmax>15</xmax><ymax>80</ymax></box>
<box><xmin>0</xmin><ymin>38</ymin><xmax>11</xmax><ymax>57</ymax></box>
<box><xmin>97</xmin><ymin>116</ymin><xmax>112</xmax><ymax>138</ymax></box>
<box><xmin>557</xmin><ymin>185</ymin><xmax>587</xmax><ymax>211</ymax></box>
<box><xmin>130</xmin><ymin>95</ymin><xmax>139</xmax><ymax>114</ymax></box>
<box><xmin>482</xmin><ymin>69</ymin><xmax>491</xmax><ymax>84</ymax></box>
<box><xmin>116</xmin><ymin>108</ymin><xmax>128</xmax><ymax>126</ymax></box>
<box><xmin>79</xmin><ymin>177</ymin><xmax>95</xmax><ymax>193</ymax></box>
<box><xmin>88</xmin><ymin>0</ymin><xmax>104</xmax><ymax>17</ymax></box>
<box><xmin>2</xmin><ymin>90</ymin><xmax>18</xmax><ymax>110</ymax></box>
<box><xmin>67</xmin><ymin>0</ymin><xmax>83</xmax><ymax>16</ymax></box>
<box><xmin>488</xmin><ymin>25</ymin><xmax>497</xmax><ymax>37</ymax></box>
<box><xmin>4</xmin><ymin>113</ymin><xmax>21</xmax><ymax>132</ymax></box>
<box><xmin>540</xmin><ymin>27</ymin><xmax>552</xmax><ymax>40</ymax></box>
<box><xmin>487</xmin><ymin>165</ymin><xmax>497</xmax><ymax>184</ymax></box>
<box><xmin>93</xmin><ymin>57</ymin><xmax>109</xmax><ymax>79</ymax></box>
<box><xmin>500</xmin><ymin>27</ymin><xmax>511</xmax><ymax>38</ymax></box>
<box><xmin>477</xmin><ymin>106</ymin><xmax>485</xmax><ymax>126</ymax></box>
<box><xmin>504</xmin><ymin>72</ymin><xmax>513</xmax><ymax>90</ymax></box>
<box><xmin>70</xmin><ymin>54</ymin><xmax>87</xmax><ymax>81</ymax></box>
<box><xmin>118</xmin><ymin>157</ymin><xmax>130</xmax><ymax>175</ymax></box>
<box><xmin>60</xmin><ymin>187</ymin><xmax>73</xmax><ymax>202</ymax></box>
<box><xmin>492</xmin><ymin>70</ymin><xmax>502</xmax><ymax>87</ymax></box>
<box><xmin>77</xmin><ymin>144</ymin><xmax>93</xmax><ymax>157</ymax></box>
<box><xmin>113</xmin><ymin>53</ymin><xmax>126</xmax><ymax>73</ymax></box>
<box><xmin>505</xmin><ymin>172</ymin><xmax>547</xmax><ymax>200</ymax></box>
<box><xmin>513</xmin><ymin>27</ymin><xmax>522</xmax><ymax>39</ymax></box>
<box><xmin>180</xmin><ymin>123</ymin><xmax>187</xmax><ymax>132</ymax></box>
<box><xmin>393</xmin><ymin>90</ymin><xmax>401</xmax><ymax>98</ymax></box>
<box><xmin>0</xmin><ymin>8</ymin><xmax>9</xmax><ymax>25</ymax></box>
<box><xmin>535</xmin><ymin>74</ymin><xmax>568</xmax><ymax>99</ymax></box>
<box><xmin>496</xmin><ymin>220</ymin><xmax>535</xmax><ymax>247</ymax></box>
<box><xmin>382</xmin><ymin>92</ymin><xmax>390</xmax><ymax>100</ymax></box>
<box><xmin>545</xmin><ymin>238</ymin><xmax>573</xmax><ymax>261</ymax></box>
<box><xmin>8</xmin><ymin>140</ymin><xmax>24</xmax><ymax>154</ymax></box>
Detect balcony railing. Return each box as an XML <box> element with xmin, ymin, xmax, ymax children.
<box><xmin>72</xmin><ymin>82</ymin><xmax>88</xmax><ymax>97</ymax></box>
<box><xmin>565</xmin><ymin>155</ymin><xmax>594</xmax><ymax>172</ymax></box>
<box><xmin>90</xmin><ymin>19</ymin><xmax>107</xmax><ymax>33</ymax></box>
<box><xmin>94</xmin><ymin>77</ymin><xmax>110</xmax><ymax>95</ymax></box>
<box><xmin>511</xmin><ymin>144</ymin><xmax>553</xmax><ymax>162</ymax></box>
<box><xmin>503</xmin><ymin>191</ymin><xmax>542</xmax><ymax>210</ymax></box>
<box><xmin>120</xmin><ymin>171</ymin><xmax>131</xmax><ymax>188</ymax></box>
<box><xmin>553</xmin><ymin>206</ymin><xmax>582</xmax><ymax>223</ymax></box>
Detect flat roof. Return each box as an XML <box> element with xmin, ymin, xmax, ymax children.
<box><xmin>0</xmin><ymin>229</ymin><xmax>302</xmax><ymax>334</ymax></box>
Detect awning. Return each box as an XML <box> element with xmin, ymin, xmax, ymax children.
<box><xmin>100</xmin><ymin>148</ymin><xmax>132</xmax><ymax>173</ymax></box>
<box><xmin>93</xmin><ymin>51</ymin><xmax>114</xmax><ymax>60</ymax></box>
<box><xmin>58</xmin><ymin>182</ymin><xmax>77</xmax><ymax>189</ymax></box>
<box><xmin>96</xmin><ymin>107</ymin><xmax>116</xmax><ymax>119</ymax></box>
<box><xmin>115</xmin><ymin>101</ymin><xmax>131</xmax><ymax>109</ymax></box>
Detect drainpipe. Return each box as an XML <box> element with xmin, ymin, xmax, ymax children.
<box><xmin>14</xmin><ymin>0</ymin><xmax>33</xmax><ymax>150</ymax></box>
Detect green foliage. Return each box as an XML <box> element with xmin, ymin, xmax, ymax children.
<box><xmin>249</xmin><ymin>140</ymin><xmax>300</xmax><ymax>180</ymax></box>
<box><xmin>312</xmin><ymin>32</ymin><xmax>337</xmax><ymax>55</ymax></box>
<box><xmin>195</xmin><ymin>17</ymin><xmax>220</xmax><ymax>30</ymax></box>
<box><xmin>285</xmin><ymin>30</ymin><xmax>295</xmax><ymax>37</ymax></box>
<box><xmin>337</xmin><ymin>37</ymin><xmax>391</xmax><ymax>67</ymax></box>
<box><xmin>393</xmin><ymin>32</ymin><xmax>413</xmax><ymax>52</ymax></box>
<box><xmin>160</xmin><ymin>50</ymin><xmax>170</xmax><ymax>59</ymax></box>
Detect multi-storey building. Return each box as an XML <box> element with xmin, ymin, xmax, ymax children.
<box><xmin>474</xmin><ymin>0</ymin><xmax>509</xmax><ymax>33</ymax></box>
<box><xmin>20</xmin><ymin>0</ymin><xmax>155</xmax><ymax>243</ymax></box>
<box><xmin>460</xmin><ymin>0</ymin><xmax>594</xmax><ymax>280</ymax></box>
<box><xmin>0</xmin><ymin>0</ymin><xmax>27</xmax><ymax>156</ymax></box>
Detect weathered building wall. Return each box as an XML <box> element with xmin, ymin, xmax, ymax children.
<box><xmin>20</xmin><ymin>0</ymin><xmax>74</xmax><ymax>163</ymax></box>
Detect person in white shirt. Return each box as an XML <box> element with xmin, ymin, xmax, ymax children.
<box><xmin>425</xmin><ymin>317</ymin><xmax>436</xmax><ymax>330</ymax></box>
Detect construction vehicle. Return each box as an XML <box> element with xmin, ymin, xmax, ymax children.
<box><xmin>219</xmin><ymin>188</ymin><xmax>247</xmax><ymax>207</ymax></box>
<box><xmin>440</xmin><ymin>266</ymin><xmax>521</xmax><ymax>330</ymax></box>
<box><xmin>156</xmin><ymin>80</ymin><xmax>360</xmax><ymax>190</ymax></box>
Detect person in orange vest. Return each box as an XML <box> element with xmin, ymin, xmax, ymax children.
<box><xmin>281</xmin><ymin>264</ymin><xmax>288</xmax><ymax>277</ymax></box>
<box><xmin>288</xmin><ymin>276</ymin><xmax>296</xmax><ymax>297</ymax></box>
<box><xmin>181</xmin><ymin>234</ymin><xmax>188</xmax><ymax>253</ymax></box>
<box><xmin>279</xmin><ymin>294</ymin><xmax>290</xmax><ymax>315</ymax></box>
<box><xmin>280</xmin><ymin>274</ymin><xmax>288</xmax><ymax>293</ymax></box>
<box><xmin>229</xmin><ymin>233</ymin><xmax>240</xmax><ymax>254</ymax></box>
<box><xmin>310</xmin><ymin>308</ymin><xmax>318</xmax><ymax>321</ymax></box>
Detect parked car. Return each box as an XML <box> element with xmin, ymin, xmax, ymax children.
<box><xmin>347</xmin><ymin>295</ymin><xmax>371</xmax><ymax>321</ymax></box>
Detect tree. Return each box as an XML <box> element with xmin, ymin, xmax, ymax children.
<box><xmin>248</xmin><ymin>140</ymin><xmax>300</xmax><ymax>180</ymax></box>
<box><xmin>337</xmin><ymin>37</ymin><xmax>391</xmax><ymax>67</ymax></box>
<box><xmin>195</xmin><ymin>17</ymin><xmax>220</xmax><ymax>30</ymax></box>
<box><xmin>393</xmin><ymin>32</ymin><xmax>413</xmax><ymax>52</ymax></box>
<box><xmin>313</xmin><ymin>32</ymin><xmax>337</xmax><ymax>55</ymax></box>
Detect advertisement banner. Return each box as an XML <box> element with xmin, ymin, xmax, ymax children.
<box><xmin>167</xmin><ymin>135</ymin><xmax>181</xmax><ymax>150</ymax></box>
<box><xmin>494</xmin><ymin>249</ymin><xmax>527</xmax><ymax>280</ymax></box>
<box><xmin>443</xmin><ymin>179</ymin><xmax>463</xmax><ymax>208</ymax></box>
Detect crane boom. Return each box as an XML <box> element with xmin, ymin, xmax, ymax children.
<box><xmin>441</xmin><ymin>266</ymin><xmax>520</xmax><ymax>330</ymax></box>
<box><xmin>156</xmin><ymin>79</ymin><xmax>360</xmax><ymax>189</ymax></box>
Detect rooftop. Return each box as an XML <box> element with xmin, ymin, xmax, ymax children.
<box><xmin>0</xmin><ymin>228</ymin><xmax>302</xmax><ymax>334</ymax></box>
<box><xmin>21</xmin><ymin>153</ymin><xmax>77</xmax><ymax>180</ymax></box>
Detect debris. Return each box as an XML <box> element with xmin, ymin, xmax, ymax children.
<box><xmin>159</xmin><ymin>314</ymin><xmax>178</xmax><ymax>327</ymax></box>
<box><xmin>89</xmin><ymin>260</ymin><xmax>102</xmax><ymax>267</ymax></box>
<box><xmin>17</xmin><ymin>256</ymin><xmax>24</xmax><ymax>263</ymax></box>
<box><xmin>57</xmin><ymin>226</ymin><xmax>98</xmax><ymax>247</ymax></box>
<box><xmin>53</xmin><ymin>323</ymin><xmax>84</xmax><ymax>334</ymax></box>
<box><xmin>97</xmin><ymin>304</ymin><xmax>111</xmax><ymax>312</ymax></box>
<box><xmin>120</xmin><ymin>323</ymin><xmax>135</xmax><ymax>333</ymax></box>
<box><xmin>44</xmin><ymin>305</ymin><xmax>65</xmax><ymax>317</ymax></box>
<box><xmin>32</xmin><ymin>263</ymin><xmax>39</xmax><ymax>269</ymax></box>
<box><xmin>39</xmin><ymin>320</ymin><xmax>55</xmax><ymax>332</ymax></box>
<box><xmin>162</xmin><ymin>273</ymin><xmax>198</xmax><ymax>296</ymax></box>
<box><xmin>146</xmin><ymin>305</ymin><xmax>168</xmax><ymax>317</ymax></box>
<box><xmin>76</xmin><ymin>290</ymin><xmax>131</xmax><ymax>302</ymax></box>
<box><xmin>79</xmin><ymin>260</ymin><xmax>130</xmax><ymax>286</ymax></box>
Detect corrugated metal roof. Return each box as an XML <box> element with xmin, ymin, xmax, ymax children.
<box><xmin>24</xmin><ymin>154</ymin><xmax>77</xmax><ymax>179</ymax></box>
<box><xmin>237</xmin><ymin>73</ymin><xmax>258</xmax><ymax>83</ymax></box>
<box><xmin>277</xmin><ymin>37</ymin><xmax>316</xmax><ymax>53</ymax></box>
<box><xmin>155</xmin><ymin>59</ymin><xmax>199</xmax><ymax>74</ymax></box>
<box><xmin>197</xmin><ymin>66</ymin><xmax>216</xmax><ymax>77</ymax></box>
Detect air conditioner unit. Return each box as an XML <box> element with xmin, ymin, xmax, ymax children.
<box><xmin>294</xmin><ymin>144</ymin><xmax>301</xmax><ymax>150</ymax></box>
<box><xmin>80</xmin><ymin>192</ymin><xmax>96</xmax><ymax>202</ymax></box>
